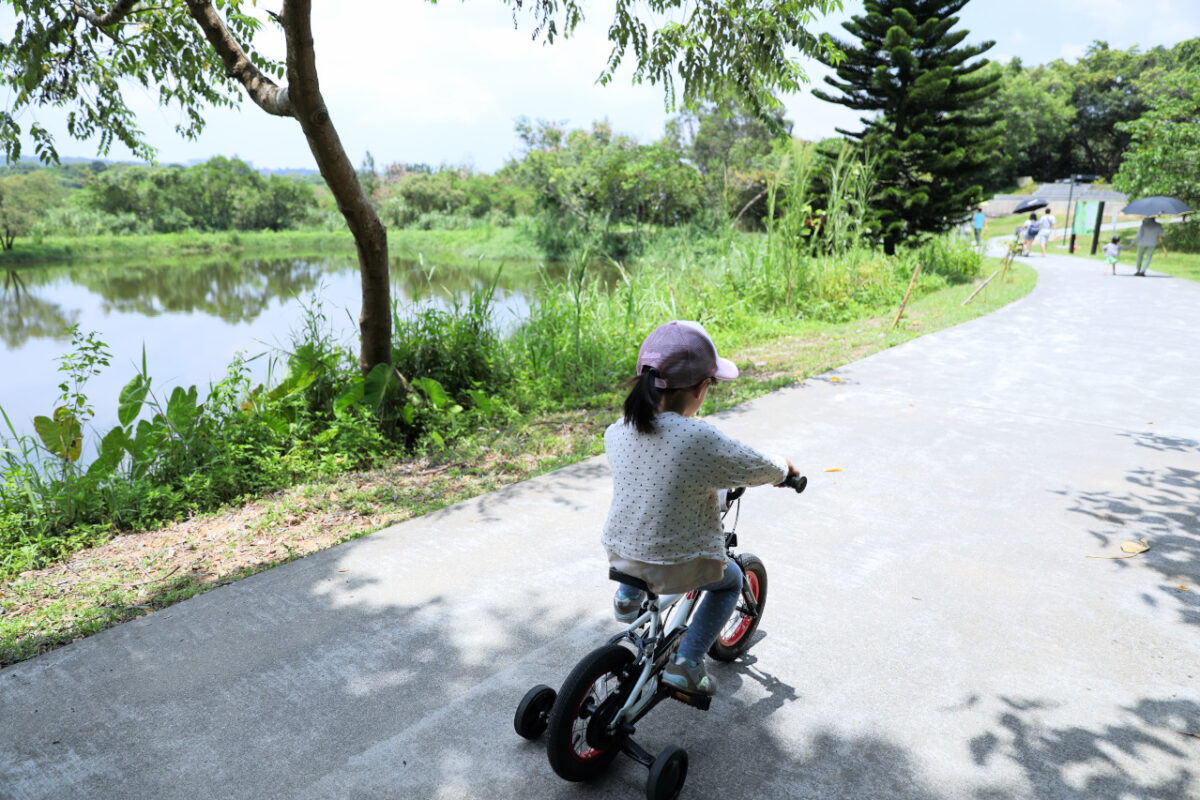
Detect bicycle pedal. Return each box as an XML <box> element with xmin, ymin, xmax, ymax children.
<box><xmin>666</xmin><ymin>689</ymin><xmax>712</xmax><ymax>711</ymax></box>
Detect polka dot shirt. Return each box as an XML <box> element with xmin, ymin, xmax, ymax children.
<box><xmin>602</xmin><ymin>412</ymin><xmax>788</xmax><ymax>565</ymax></box>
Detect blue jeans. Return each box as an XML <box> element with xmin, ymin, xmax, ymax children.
<box><xmin>679</xmin><ymin>559</ymin><xmax>745</xmax><ymax>661</ymax></box>
<box><xmin>617</xmin><ymin>560</ymin><xmax>745</xmax><ymax>662</ymax></box>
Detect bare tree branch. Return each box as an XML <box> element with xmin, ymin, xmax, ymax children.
<box><xmin>184</xmin><ymin>0</ymin><xmax>294</xmax><ymax>118</ymax></box>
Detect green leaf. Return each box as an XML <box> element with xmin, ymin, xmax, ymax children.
<box><xmin>164</xmin><ymin>385</ymin><xmax>200</xmax><ymax>430</ymax></box>
<box><xmin>413</xmin><ymin>377</ymin><xmax>450</xmax><ymax>409</ymax></box>
<box><xmin>117</xmin><ymin>374</ymin><xmax>150</xmax><ymax>427</ymax></box>
<box><xmin>88</xmin><ymin>426</ymin><xmax>129</xmax><ymax>478</ymax></box>
<box><xmin>33</xmin><ymin>406</ymin><xmax>82</xmax><ymax>462</ymax></box>
<box><xmin>362</xmin><ymin>362</ymin><xmax>400</xmax><ymax>410</ymax></box>
<box><xmin>333</xmin><ymin>380</ymin><xmax>364</xmax><ymax>415</ymax></box>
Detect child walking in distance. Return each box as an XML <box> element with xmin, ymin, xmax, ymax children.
<box><xmin>603</xmin><ymin>320</ymin><xmax>799</xmax><ymax>697</ymax></box>
<box><xmin>1104</xmin><ymin>236</ymin><xmax>1131</xmax><ymax>275</ymax></box>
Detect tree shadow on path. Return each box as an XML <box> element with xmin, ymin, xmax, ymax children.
<box><xmin>1062</xmin><ymin>431</ymin><xmax>1200</xmax><ymax>626</ymax></box>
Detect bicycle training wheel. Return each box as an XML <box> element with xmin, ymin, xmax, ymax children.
<box><xmin>514</xmin><ymin>684</ymin><xmax>556</xmax><ymax>740</ymax></box>
<box><xmin>708</xmin><ymin>553</ymin><xmax>767</xmax><ymax>662</ymax></box>
<box><xmin>545</xmin><ymin>644</ymin><xmax>634</xmax><ymax>782</ymax></box>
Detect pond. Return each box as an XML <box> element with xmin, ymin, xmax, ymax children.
<box><xmin>0</xmin><ymin>252</ymin><xmax>541</xmax><ymax>457</ymax></box>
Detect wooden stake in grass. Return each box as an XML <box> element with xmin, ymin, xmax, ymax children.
<box><xmin>997</xmin><ymin>240</ymin><xmax>1019</xmax><ymax>283</ymax></box>
<box><xmin>891</xmin><ymin>262</ymin><xmax>921</xmax><ymax>329</ymax></box>
<box><xmin>962</xmin><ymin>267</ymin><xmax>1002</xmax><ymax>306</ymax></box>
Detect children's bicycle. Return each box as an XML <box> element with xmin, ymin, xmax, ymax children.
<box><xmin>515</xmin><ymin>473</ymin><xmax>807</xmax><ymax>800</ymax></box>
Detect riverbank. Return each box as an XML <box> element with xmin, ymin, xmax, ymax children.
<box><xmin>0</xmin><ymin>225</ymin><xmax>544</xmax><ymax>267</ymax></box>
<box><xmin>0</xmin><ymin>258</ymin><xmax>1036</xmax><ymax>666</ymax></box>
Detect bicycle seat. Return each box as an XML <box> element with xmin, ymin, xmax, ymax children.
<box><xmin>608</xmin><ymin>568</ymin><xmax>656</xmax><ymax>599</ymax></box>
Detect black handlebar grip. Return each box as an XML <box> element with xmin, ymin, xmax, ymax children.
<box><xmin>784</xmin><ymin>473</ymin><xmax>808</xmax><ymax>493</ymax></box>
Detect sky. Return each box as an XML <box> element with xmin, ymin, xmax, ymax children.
<box><xmin>3</xmin><ymin>0</ymin><xmax>1199</xmax><ymax>174</ymax></box>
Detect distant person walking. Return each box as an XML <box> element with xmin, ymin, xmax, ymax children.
<box><xmin>972</xmin><ymin>208</ymin><xmax>988</xmax><ymax>251</ymax></box>
<box><xmin>1021</xmin><ymin>213</ymin><xmax>1040</xmax><ymax>256</ymax></box>
<box><xmin>1036</xmin><ymin>209</ymin><xmax>1056</xmax><ymax>256</ymax></box>
<box><xmin>1134</xmin><ymin>216</ymin><xmax>1168</xmax><ymax>276</ymax></box>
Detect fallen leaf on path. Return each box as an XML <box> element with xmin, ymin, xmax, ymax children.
<box><xmin>824</xmin><ymin>468</ymin><xmax>843</xmax><ymax>472</ymax></box>
<box><xmin>1178</xmin><ymin>585</ymin><xmax>1191</xmax><ymax>592</ymax></box>
<box><xmin>829</xmin><ymin>376</ymin><xmax>844</xmax><ymax>383</ymax></box>
<box><xmin>1087</xmin><ymin>538</ymin><xmax>1151</xmax><ymax>559</ymax></box>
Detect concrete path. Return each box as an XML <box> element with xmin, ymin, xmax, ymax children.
<box><xmin>3</xmin><ymin>250</ymin><xmax>1199</xmax><ymax>800</ymax></box>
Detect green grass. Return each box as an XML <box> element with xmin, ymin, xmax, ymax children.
<box><xmin>388</xmin><ymin>224</ymin><xmax>542</xmax><ymax>263</ymax></box>
<box><xmin>984</xmin><ymin>210</ymin><xmax>1145</xmax><ymax>242</ymax></box>
<box><xmin>1070</xmin><ymin>245</ymin><xmax>1200</xmax><ymax>283</ymax></box>
<box><xmin>0</xmin><ymin>229</ymin><xmax>357</xmax><ymax>264</ymax></box>
<box><xmin>0</xmin><ymin>225</ymin><xmax>543</xmax><ymax>267</ymax></box>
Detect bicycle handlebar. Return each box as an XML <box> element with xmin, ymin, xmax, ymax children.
<box><xmin>725</xmin><ymin>473</ymin><xmax>807</xmax><ymax>506</ymax></box>
<box><xmin>782</xmin><ymin>473</ymin><xmax>808</xmax><ymax>493</ymax></box>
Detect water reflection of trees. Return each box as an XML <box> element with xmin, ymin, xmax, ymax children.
<box><xmin>75</xmin><ymin>258</ymin><xmax>339</xmax><ymax>322</ymax></box>
<box><xmin>0</xmin><ymin>269</ymin><xmax>79</xmax><ymax>347</ymax></box>
<box><xmin>0</xmin><ymin>255</ymin><xmax>546</xmax><ymax>350</ymax></box>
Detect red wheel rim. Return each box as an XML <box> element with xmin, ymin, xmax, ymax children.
<box><xmin>718</xmin><ymin>570</ymin><xmax>758</xmax><ymax>646</ymax></box>
<box><xmin>569</xmin><ymin>671</ymin><xmax>620</xmax><ymax>762</ymax></box>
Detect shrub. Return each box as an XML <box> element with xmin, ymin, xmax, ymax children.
<box><xmin>391</xmin><ymin>273</ymin><xmax>510</xmax><ymax>402</ymax></box>
<box><xmin>1164</xmin><ymin>219</ymin><xmax>1200</xmax><ymax>253</ymax></box>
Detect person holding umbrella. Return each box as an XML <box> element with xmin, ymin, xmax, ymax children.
<box><xmin>1122</xmin><ymin>196</ymin><xmax>1192</xmax><ymax>276</ymax></box>
<box><xmin>1021</xmin><ymin>213</ymin><xmax>1041</xmax><ymax>256</ymax></box>
<box><xmin>1133</xmin><ymin>216</ymin><xmax>1167</xmax><ymax>276</ymax></box>
<box><xmin>1012</xmin><ymin>198</ymin><xmax>1048</xmax><ymax>256</ymax></box>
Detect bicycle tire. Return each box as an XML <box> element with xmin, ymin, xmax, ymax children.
<box><xmin>546</xmin><ymin>643</ymin><xmax>634</xmax><ymax>782</ymax></box>
<box><xmin>708</xmin><ymin>553</ymin><xmax>767</xmax><ymax>661</ymax></box>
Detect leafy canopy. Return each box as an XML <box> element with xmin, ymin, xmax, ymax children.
<box><xmin>0</xmin><ymin>1</ymin><xmax>276</xmax><ymax>163</ymax></box>
<box><xmin>1113</xmin><ymin>68</ymin><xmax>1200</xmax><ymax>204</ymax></box>
<box><xmin>1</xmin><ymin>0</ymin><xmax>843</xmax><ymax>165</ymax></box>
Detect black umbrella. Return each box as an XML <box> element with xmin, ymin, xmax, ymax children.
<box><xmin>1122</xmin><ymin>196</ymin><xmax>1192</xmax><ymax>216</ymax></box>
<box><xmin>1013</xmin><ymin>197</ymin><xmax>1049</xmax><ymax>213</ymax></box>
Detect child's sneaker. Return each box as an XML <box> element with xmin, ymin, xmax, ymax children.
<box><xmin>662</xmin><ymin>656</ymin><xmax>717</xmax><ymax>696</ymax></box>
<box><xmin>613</xmin><ymin>587</ymin><xmax>645</xmax><ymax>622</ymax></box>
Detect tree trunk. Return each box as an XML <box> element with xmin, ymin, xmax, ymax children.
<box><xmin>279</xmin><ymin>0</ymin><xmax>391</xmax><ymax>374</ymax></box>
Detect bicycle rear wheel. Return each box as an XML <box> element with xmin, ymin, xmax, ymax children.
<box><xmin>546</xmin><ymin>644</ymin><xmax>634</xmax><ymax>782</ymax></box>
<box><xmin>708</xmin><ymin>553</ymin><xmax>766</xmax><ymax>661</ymax></box>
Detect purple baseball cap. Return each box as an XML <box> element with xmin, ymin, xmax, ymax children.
<box><xmin>636</xmin><ymin>320</ymin><xmax>739</xmax><ymax>389</ymax></box>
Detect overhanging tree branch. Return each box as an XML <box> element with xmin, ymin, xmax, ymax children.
<box><xmin>185</xmin><ymin>0</ymin><xmax>294</xmax><ymax>117</ymax></box>
<box><xmin>70</xmin><ymin>0</ymin><xmax>140</xmax><ymax>26</ymax></box>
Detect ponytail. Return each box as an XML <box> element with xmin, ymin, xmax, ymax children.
<box><xmin>623</xmin><ymin>369</ymin><xmax>661</xmax><ymax>434</ymax></box>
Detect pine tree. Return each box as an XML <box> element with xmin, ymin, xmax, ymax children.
<box><xmin>813</xmin><ymin>0</ymin><xmax>1001</xmax><ymax>253</ymax></box>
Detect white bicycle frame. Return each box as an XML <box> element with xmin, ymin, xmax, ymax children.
<box><xmin>608</xmin><ymin>588</ymin><xmax>701</xmax><ymax>729</ymax></box>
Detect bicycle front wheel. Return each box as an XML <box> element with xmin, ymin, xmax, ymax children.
<box><xmin>546</xmin><ymin>643</ymin><xmax>634</xmax><ymax>782</ymax></box>
<box><xmin>708</xmin><ymin>553</ymin><xmax>767</xmax><ymax>661</ymax></box>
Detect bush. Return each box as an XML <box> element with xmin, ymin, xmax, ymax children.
<box><xmin>1164</xmin><ymin>218</ymin><xmax>1200</xmax><ymax>253</ymax></box>
<box><xmin>909</xmin><ymin>234</ymin><xmax>983</xmax><ymax>283</ymax></box>
<box><xmin>391</xmin><ymin>274</ymin><xmax>510</xmax><ymax>402</ymax></box>
<box><xmin>44</xmin><ymin>205</ymin><xmax>150</xmax><ymax>236</ymax></box>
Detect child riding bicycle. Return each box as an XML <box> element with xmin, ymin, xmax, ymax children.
<box><xmin>603</xmin><ymin>320</ymin><xmax>799</xmax><ymax>697</ymax></box>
